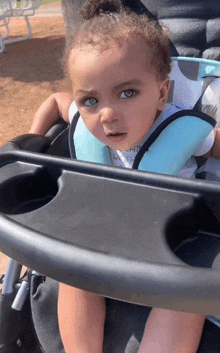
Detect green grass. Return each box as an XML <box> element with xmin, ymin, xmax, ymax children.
<box><xmin>16</xmin><ymin>0</ymin><xmax>60</xmax><ymax>7</ymax></box>
<box><xmin>41</xmin><ymin>0</ymin><xmax>60</xmax><ymax>5</ymax></box>
<box><xmin>16</xmin><ymin>0</ymin><xmax>60</xmax><ymax>8</ymax></box>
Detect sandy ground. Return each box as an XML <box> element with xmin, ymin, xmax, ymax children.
<box><xmin>0</xmin><ymin>4</ymin><xmax>71</xmax><ymax>278</ymax></box>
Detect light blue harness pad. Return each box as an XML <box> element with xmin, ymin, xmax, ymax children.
<box><xmin>70</xmin><ymin>58</ymin><xmax>220</xmax><ymax>176</ymax></box>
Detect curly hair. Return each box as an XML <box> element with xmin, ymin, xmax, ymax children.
<box><xmin>63</xmin><ymin>0</ymin><xmax>171</xmax><ymax>81</ymax></box>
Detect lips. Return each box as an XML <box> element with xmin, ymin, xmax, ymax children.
<box><xmin>108</xmin><ymin>132</ymin><xmax>126</xmax><ymax>137</ymax></box>
<box><xmin>107</xmin><ymin>132</ymin><xmax>126</xmax><ymax>140</ymax></box>
<box><xmin>106</xmin><ymin>132</ymin><xmax>127</xmax><ymax>148</ymax></box>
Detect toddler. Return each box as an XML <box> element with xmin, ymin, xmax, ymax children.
<box><xmin>30</xmin><ymin>0</ymin><xmax>220</xmax><ymax>351</ymax></box>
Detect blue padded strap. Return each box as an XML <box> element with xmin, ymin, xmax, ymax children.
<box><xmin>73</xmin><ymin>114</ymin><xmax>215</xmax><ymax>175</ymax></box>
<box><xmin>137</xmin><ymin>115</ymin><xmax>214</xmax><ymax>175</ymax></box>
<box><xmin>74</xmin><ymin>117</ymin><xmax>111</xmax><ymax>165</ymax></box>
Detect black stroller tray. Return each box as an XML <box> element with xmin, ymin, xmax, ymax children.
<box><xmin>1</xmin><ymin>149</ymin><xmax>220</xmax><ymax>315</ymax></box>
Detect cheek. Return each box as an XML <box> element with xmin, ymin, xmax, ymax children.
<box><xmin>81</xmin><ymin>114</ymin><xmax>100</xmax><ymax>135</ymax></box>
<box><xmin>138</xmin><ymin>104</ymin><xmax>157</xmax><ymax>123</ymax></box>
<box><xmin>138</xmin><ymin>91</ymin><xmax>159</xmax><ymax>112</ymax></box>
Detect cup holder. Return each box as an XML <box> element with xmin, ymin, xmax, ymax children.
<box><xmin>0</xmin><ymin>168</ymin><xmax>58</xmax><ymax>215</ymax></box>
<box><xmin>165</xmin><ymin>197</ymin><xmax>220</xmax><ymax>268</ymax></box>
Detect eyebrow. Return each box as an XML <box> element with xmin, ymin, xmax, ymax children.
<box><xmin>113</xmin><ymin>79</ymin><xmax>143</xmax><ymax>91</ymax></box>
<box><xmin>75</xmin><ymin>89</ymin><xmax>97</xmax><ymax>96</ymax></box>
<box><xmin>75</xmin><ymin>80</ymin><xmax>143</xmax><ymax>96</ymax></box>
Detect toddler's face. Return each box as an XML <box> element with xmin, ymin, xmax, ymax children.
<box><xmin>69</xmin><ymin>38</ymin><xmax>170</xmax><ymax>151</ymax></box>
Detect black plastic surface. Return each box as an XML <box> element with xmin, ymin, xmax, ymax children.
<box><xmin>1</xmin><ymin>150</ymin><xmax>220</xmax><ymax>315</ymax></box>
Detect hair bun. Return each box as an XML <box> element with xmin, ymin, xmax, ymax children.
<box><xmin>80</xmin><ymin>0</ymin><xmax>122</xmax><ymax>20</ymax></box>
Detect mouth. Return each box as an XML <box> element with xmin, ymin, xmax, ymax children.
<box><xmin>107</xmin><ymin>132</ymin><xmax>126</xmax><ymax>138</ymax></box>
<box><xmin>106</xmin><ymin>132</ymin><xmax>127</xmax><ymax>147</ymax></box>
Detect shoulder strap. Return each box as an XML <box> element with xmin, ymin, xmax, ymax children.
<box><xmin>69</xmin><ymin>110</ymin><xmax>215</xmax><ymax>175</ymax></box>
<box><xmin>68</xmin><ymin>111</ymin><xmax>80</xmax><ymax>159</ymax></box>
<box><xmin>133</xmin><ymin>111</ymin><xmax>215</xmax><ymax>173</ymax></box>
<box><xmin>69</xmin><ymin>115</ymin><xmax>111</xmax><ymax>165</ymax></box>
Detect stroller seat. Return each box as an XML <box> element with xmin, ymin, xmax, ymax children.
<box><xmin>1</xmin><ymin>56</ymin><xmax>220</xmax><ymax>352</ymax></box>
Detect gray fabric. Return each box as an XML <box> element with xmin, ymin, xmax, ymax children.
<box><xmin>61</xmin><ymin>0</ymin><xmax>220</xmax><ymax>61</ymax></box>
<box><xmin>30</xmin><ymin>276</ymin><xmax>65</xmax><ymax>353</ymax></box>
<box><xmin>139</xmin><ymin>0</ymin><xmax>220</xmax><ymax>60</ymax></box>
<box><xmin>30</xmin><ymin>274</ymin><xmax>152</xmax><ymax>353</ymax></box>
<box><xmin>61</xmin><ymin>0</ymin><xmax>84</xmax><ymax>47</ymax></box>
<box><xmin>30</xmin><ymin>275</ymin><xmax>220</xmax><ymax>353</ymax></box>
<box><xmin>103</xmin><ymin>298</ymin><xmax>151</xmax><ymax>353</ymax></box>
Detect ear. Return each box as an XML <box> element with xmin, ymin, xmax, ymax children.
<box><xmin>157</xmin><ymin>78</ymin><xmax>171</xmax><ymax>111</ymax></box>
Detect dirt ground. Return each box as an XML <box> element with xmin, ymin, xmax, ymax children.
<box><xmin>0</xmin><ymin>5</ymin><xmax>71</xmax><ymax>276</ymax></box>
<box><xmin>0</xmin><ymin>5</ymin><xmax>71</xmax><ymax>146</ymax></box>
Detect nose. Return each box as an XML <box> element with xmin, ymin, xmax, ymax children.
<box><xmin>100</xmin><ymin>107</ymin><xmax>119</xmax><ymax>124</ymax></box>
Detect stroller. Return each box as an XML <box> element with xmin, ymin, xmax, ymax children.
<box><xmin>1</xmin><ymin>56</ymin><xmax>220</xmax><ymax>352</ymax></box>
<box><xmin>2</xmin><ymin>1</ymin><xmax>220</xmax><ymax>352</ymax></box>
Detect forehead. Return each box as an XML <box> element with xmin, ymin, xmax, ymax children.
<box><xmin>68</xmin><ymin>38</ymin><xmax>156</xmax><ymax>87</ymax></box>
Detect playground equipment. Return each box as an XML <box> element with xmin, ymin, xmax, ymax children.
<box><xmin>0</xmin><ymin>0</ymin><xmax>42</xmax><ymax>53</ymax></box>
